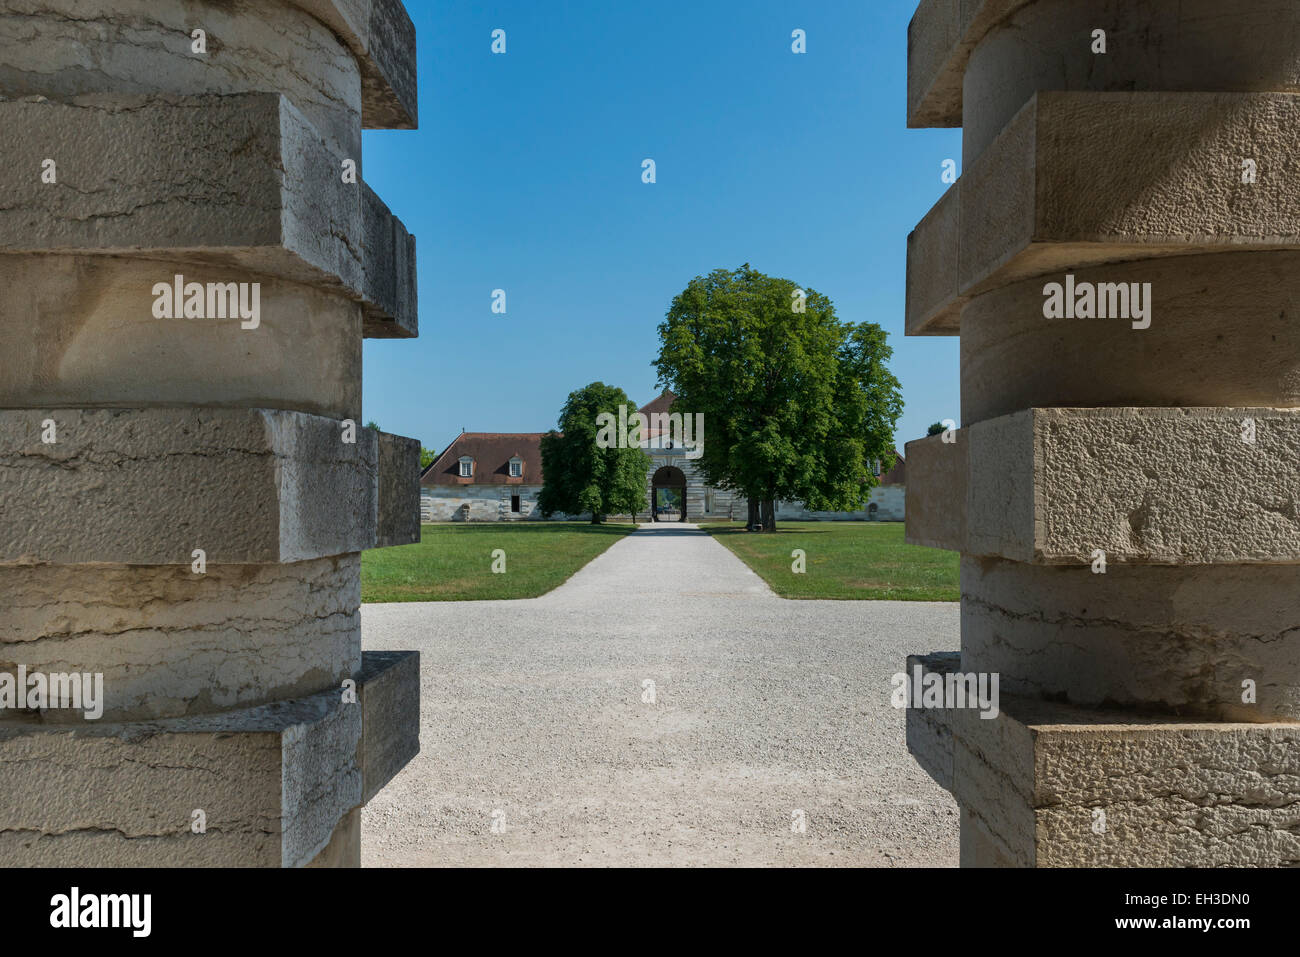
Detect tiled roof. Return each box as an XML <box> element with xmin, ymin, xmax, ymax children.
<box><xmin>421</xmin><ymin>433</ymin><xmax>546</xmax><ymax>486</ymax></box>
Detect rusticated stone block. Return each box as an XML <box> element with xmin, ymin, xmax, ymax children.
<box><xmin>904</xmin><ymin>652</ymin><xmax>959</xmax><ymax>791</ymax></box>
<box><xmin>904</xmin><ymin>655</ymin><xmax>1300</xmax><ymax>867</ymax></box>
<box><xmin>964</xmin><ymin>92</ymin><xmax>1300</xmax><ymax>294</ymax></box>
<box><xmin>902</xmin><ymin>433</ymin><xmax>965</xmax><ymax>552</ymax></box>
<box><xmin>0</xmin><ymin>0</ymin><xmax>417</xmax><ymax>139</ymax></box>
<box><xmin>905</xmin><ymin>179</ymin><xmax>960</xmax><ymax>335</ymax></box>
<box><xmin>287</xmin><ymin>0</ymin><xmax>418</xmax><ymax>130</ymax></box>
<box><xmin>357</xmin><ymin>650</ymin><xmax>420</xmax><ymax>803</ymax></box>
<box><xmin>0</xmin><ymin>683</ymin><xmax>362</xmax><ymax>867</ymax></box>
<box><xmin>965</xmin><ymin>407</ymin><xmax>1300</xmax><ymax>565</ymax></box>
<box><xmin>0</xmin><ymin>408</ymin><xmax>377</xmax><ymax>565</ymax></box>
<box><xmin>0</xmin><ymin>555</ymin><xmax>361</xmax><ymax>722</ymax></box>
<box><xmin>376</xmin><ymin>432</ymin><xmax>422</xmax><ymax>547</ymax></box>
<box><xmin>0</xmin><ymin>0</ymin><xmax>364</xmax><ymax>158</ymax></box>
<box><xmin>0</xmin><ymin>94</ymin><xmax>357</xmax><ymax>286</ymax></box>
<box><xmin>960</xmin><ymin>555</ymin><xmax>1300</xmax><ymax>721</ymax></box>
<box><xmin>0</xmin><ymin>94</ymin><xmax>416</xmax><ymax>334</ymax></box>
<box><xmin>910</xmin><ymin>0</ymin><xmax>1300</xmax><ymax>147</ymax></box>
<box><xmin>960</xmin><ymin>0</ymin><xmax>1300</xmax><ymax>164</ymax></box>
<box><xmin>308</xmin><ymin>807</ymin><xmax>361</xmax><ymax>867</ymax></box>
<box><xmin>0</xmin><ymin>255</ymin><xmax>362</xmax><ymax>418</ymax></box>
<box><xmin>907</xmin><ymin>92</ymin><xmax>1300</xmax><ymax>334</ymax></box>
<box><xmin>362</xmin><ymin>184</ymin><xmax>418</xmax><ymax>337</ymax></box>
<box><xmin>907</xmin><ymin>0</ymin><xmax>1030</xmax><ymax>130</ymax></box>
<box><xmin>961</xmin><ymin>254</ymin><xmax>1300</xmax><ymax>424</ymax></box>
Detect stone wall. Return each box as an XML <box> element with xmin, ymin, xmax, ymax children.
<box><xmin>775</xmin><ymin>485</ymin><xmax>905</xmax><ymax>522</ymax></box>
<box><xmin>422</xmin><ymin>485</ymin><xmax>579</xmax><ymax>522</ymax></box>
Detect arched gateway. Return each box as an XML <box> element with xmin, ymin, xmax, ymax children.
<box><xmin>650</xmin><ymin>466</ymin><xmax>687</xmax><ymax>522</ymax></box>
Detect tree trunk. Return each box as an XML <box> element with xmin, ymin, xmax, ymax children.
<box><xmin>591</xmin><ymin>513</ymin><xmax>603</xmax><ymax>525</ymax></box>
<box><xmin>746</xmin><ymin>498</ymin><xmax>761</xmax><ymax>531</ymax></box>
<box><xmin>761</xmin><ymin>499</ymin><xmax>776</xmax><ymax>532</ymax></box>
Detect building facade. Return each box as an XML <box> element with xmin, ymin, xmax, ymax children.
<box><xmin>420</xmin><ymin>392</ymin><xmax>905</xmax><ymax>522</ymax></box>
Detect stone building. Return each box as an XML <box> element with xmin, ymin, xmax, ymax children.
<box><xmin>421</xmin><ymin>391</ymin><xmax>905</xmax><ymax>522</ymax></box>
<box><xmin>421</xmin><ymin>432</ymin><xmax>559</xmax><ymax>522</ymax></box>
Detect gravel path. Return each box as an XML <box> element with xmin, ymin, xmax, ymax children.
<box><xmin>360</xmin><ymin>523</ymin><xmax>960</xmax><ymax>866</ymax></box>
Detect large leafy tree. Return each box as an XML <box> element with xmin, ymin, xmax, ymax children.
<box><xmin>538</xmin><ymin>382</ymin><xmax>652</xmax><ymax>524</ymax></box>
<box><xmin>654</xmin><ymin>265</ymin><xmax>903</xmax><ymax>531</ymax></box>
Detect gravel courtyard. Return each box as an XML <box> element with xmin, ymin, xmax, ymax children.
<box><xmin>361</xmin><ymin>523</ymin><xmax>960</xmax><ymax>866</ymax></box>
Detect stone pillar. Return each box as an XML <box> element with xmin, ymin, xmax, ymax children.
<box><xmin>0</xmin><ymin>0</ymin><xmax>422</xmax><ymax>866</ymax></box>
<box><xmin>903</xmin><ymin>0</ymin><xmax>1300</xmax><ymax>866</ymax></box>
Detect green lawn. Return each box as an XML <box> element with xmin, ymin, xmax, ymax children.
<box><xmin>362</xmin><ymin>522</ymin><xmax>635</xmax><ymax>602</ymax></box>
<box><xmin>703</xmin><ymin>521</ymin><xmax>959</xmax><ymax>601</ymax></box>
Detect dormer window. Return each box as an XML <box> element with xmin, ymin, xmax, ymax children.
<box><xmin>459</xmin><ymin>456</ymin><xmax>474</xmax><ymax>478</ymax></box>
<box><xmin>509</xmin><ymin>457</ymin><xmax>522</xmax><ymax>478</ymax></box>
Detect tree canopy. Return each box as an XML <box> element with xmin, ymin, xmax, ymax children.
<box><xmin>654</xmin><ymin>265</ymin><xmax>903</xmax><ymax>530</ymax></box>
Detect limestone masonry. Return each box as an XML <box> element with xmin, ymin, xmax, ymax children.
<box><xmin>903</xmin><ymin>0</ymin><xmax>1300</xmax><ymax>866</ymax></box>
<box><xmin>0</xmin><ymin>0</ymin><xmax>422</xmax><ymax>866</ymax></box>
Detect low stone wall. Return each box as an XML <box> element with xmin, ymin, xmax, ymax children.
<box><xmin>775</xmin><ymin>485</ymin><xmax>905</xmax><ymax>522</ymax></box>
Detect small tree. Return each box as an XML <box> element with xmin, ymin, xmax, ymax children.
<box><xmin>420</xmin><ymin>447</ymin><xmax>437</xmax><ymax>470</ymax></box>
<box><xmin>927</xmin><ymin>422</ymin><xmax>946</xmax><ymax>437</ymax></box>
<box><xmin>538</xmin><ymin>382</ymin><xmax>651</xmax><ymax>524</ymax></box>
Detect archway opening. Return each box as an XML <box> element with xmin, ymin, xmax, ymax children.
<box><xmin>650</xmin><ymin>466</ymin><xmax>687</xmax><ymax>522</ymax></box>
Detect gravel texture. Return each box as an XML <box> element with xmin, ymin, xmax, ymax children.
<box><xmin>361</xmin><ymin>523</ymin><xmax>960</xmax><ymax>866</ymax></box>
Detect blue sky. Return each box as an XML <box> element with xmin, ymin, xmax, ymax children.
<box><xmin>361</xmin><ymin>0</ymin><xmax>960</xmax><ymax>456</ymax></box>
